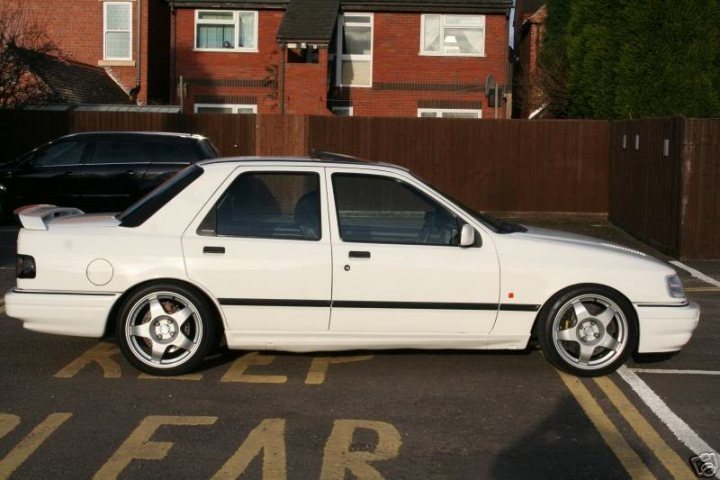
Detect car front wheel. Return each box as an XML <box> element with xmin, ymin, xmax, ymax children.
<box><xmin>538</xmin><ymin>286</ymin><xmax>638</xmax><ymax>377</ymax></box>
<box><xmin>116</xmin><ymin>283</ymin><xmax>216</xmax><ymax>376</ymax></box>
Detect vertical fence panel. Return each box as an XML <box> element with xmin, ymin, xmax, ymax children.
<box><xmin>681</xmin><ymin>119</ymin><xmax>720</xmax><ymax>258</ymax></box>
<box><xmin>307</xmin><ymin>117</ymin><xmax>610</xmax><ymax>215</ymax></box>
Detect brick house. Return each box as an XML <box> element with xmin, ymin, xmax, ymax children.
<box><xmin>22</xmin><ymin>0</ymin><xmax>171</xmax><ymax>105</ymax></box>
<box><xmin>169</xmin><ymin>0</ymin><xmax>513</xmax><ymax>118</ymax></box>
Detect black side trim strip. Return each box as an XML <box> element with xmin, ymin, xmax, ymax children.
<box><xmin>499</xmin><ymin>304</ymin><xmax>542</xmax><ymax>312</ymax></box>
<box><xmin>218</xmin><ymin>298</ymin><xmax>541</xmax><ymax>312</ymax></box>
<box><xmin>333</xmin><ymin>301</ymin><xmax>497</xmax><ymax>310</ymax></box>
<box><xmin>219</xmin><ymin>299</ymin><xmax>331</xmax><ymax>307</ymax></box>
<box><xmin>12</xmin><ymin>289</ymin><xmax>117</xmax><ymax>297</ymax></box>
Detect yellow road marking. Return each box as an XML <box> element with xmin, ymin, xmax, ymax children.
<box><xmin>0</xmin><ymin>415</ymin><xmax>20</xmax><ymax>440</ymax></box>
<box><xmin>221</xmin><ymin>352</ymin><xmax>288</xmax><ymax>383</ymax></box>
<box><xmin>211</xmin><ymin>419</ymin><xmax>287</xmax><ymax>480</ymax></box>
<box><xmin>557</xmin><ymin>371</ymin><xmax>655</xmax><ymax>479</ymax></box>
<box><xmin>594</xmin><ymin>376</ymin><xmax>696</xmax><ymax>479</ymax></box>
<box><xmin>0</xmin><ymin>413</ymin><xmax>72</xmax><ymax>480</ymax></box>
<box><xmin>305</xmin><ymin>355</ymin><xmax>374</xmax><ymax>385</ymax></box>
<box><xmin>55</xmin><ymin>342</ymin><xmax>122</xmax><ymax>378</ymax></box>
<box><xmin>94</xmin><ymin>415</ymin><xmax>217</xmax><ymax>479</ymax></box>
<box><xmin>320</xmin><ymin>420</ymin><xmax>402</xmax><ymax>480</ymax></box>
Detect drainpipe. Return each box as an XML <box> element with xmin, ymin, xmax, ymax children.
<box><xmin>135</xmin><ymin>0</ymin><xmax>142</xmax><ymax>102</ymax></box>
<box><xmin>169</xmin><ymin>1</ymin><xmax>177</xmax><ymax>106</ymax></box>
<box><xmin>280</xmin><ymin>44</ymin><xmax>287</xmax><ymax>114</ymax></box>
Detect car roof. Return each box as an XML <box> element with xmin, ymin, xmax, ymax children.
<box><xmin>200</xmin><ymin>151</ymin><xmax>409</xmax><ymax>172</ymax></box>
<box><xmin>58</xmin><ymin>131</ymin><xmax>209</xmax><ymax>141</ymax></box>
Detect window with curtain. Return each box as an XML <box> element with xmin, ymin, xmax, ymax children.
<box><xmin>195</xmin><ymin>10</ymin><xmax>258</xmax><ymax>51</ymax></box>
<box><xmin>104</xmin><ymin>2</ymin><xmax>132</xmax><ymax>60</ymax></box>
<box><xmin>421</xmin><ymin>14</ymin><xmax>485</xmax><ymax>56</ymax></box>
<box><xmin>336</xmin><ymin>13</ymin><xmax>373</xmax><ymax>87</ymax></box>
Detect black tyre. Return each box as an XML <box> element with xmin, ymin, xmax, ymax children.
<box><xmin>116</xmin><ymin>282</ymin><xmax>217</xmax><ymax>376</ymax></box>
<box><xmin>538</xmin><ymin>285</ymin><xmax>638</xmax><ymax>377</ymax></box>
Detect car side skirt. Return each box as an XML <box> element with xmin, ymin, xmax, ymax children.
<box><xmin>223</xmin><ymin>331</ymin><xmax>532</xmax><ymax>352</ymax></box>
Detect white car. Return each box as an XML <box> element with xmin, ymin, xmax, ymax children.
<box><xmin>5</xmin><ymin>153</ymin><xmax>700</xmax><ymax>377</ymax></box>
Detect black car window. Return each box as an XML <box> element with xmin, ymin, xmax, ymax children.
<box><xmin>118</xmin><ymin>165</ymin><xmax>204</xmax><ymax>227</ymax></box>
<box><xmin>332</xmin><ymin>173</ymin><xmax>460</xmax><ymax>246</ymax></box>
<box><xmin>89</xmin><ymin>139</ymin><xmax>152</xmax><ymax>164</ymax></box>
<box><xmin>199</xmin><ymin>172</ymin><xmax>321</xmax><ymax>241</ymax></box>
<box><xmin>31</xmin><ymin>141</ymin><xmax>87</xmax><ymax>167</ymax></box>
<box><xmin>150</xmin><ymin>140</ymin><xmax>202</xmax><ymax>164</ymax></box>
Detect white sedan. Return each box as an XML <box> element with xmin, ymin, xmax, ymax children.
<box><xmin>5</xmin><ymin>153</ymin><xmax>699</xmax><ymax>377</ymax></box>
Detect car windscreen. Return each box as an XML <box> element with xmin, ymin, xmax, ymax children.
<box><xmin>117</xmin><ymin>164</ymin><xmax>204</xmax><ymax>227</ymax></box>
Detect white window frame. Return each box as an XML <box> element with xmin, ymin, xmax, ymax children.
<box><xmin>417</xmin><ymin>108</ymin><xmax>483</xmax><ymax>119</ymax></box>
<box><xmin>420</xmin><ymin>14</ymin><xmax>486</xmax><ymax>57</ymax></box>
<box><xmin>194</xmin><ymin>103</ymin><xmax>258</xmax><ymax>114</ymax></box>
<box><xmin>103</xmin><ymin>2</ymin><xmax>133</xmax><ymax>61</ymax></box>
<box><xmin>336</xmin><ymin>13</ymin><xmax>373</xmax><ymax>88</ymax></box>
<box><xmin>332</xmin><ymin>106</ymin><xmax>354</xmax><ymax>116</ymax></box>
<box><xmin>194</xmin><ymin>10</ymin><xmax>259</xmax><ymax>53</ymax></box>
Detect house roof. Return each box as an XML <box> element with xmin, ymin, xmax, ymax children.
<box><xmin>169</xmin><ymin>0</ymin><xmax>511</xmax><ymax>14</ymax></box>
<box><xmin>20</xmin><ymin>50</ymin><xmax>131</xmax><ymax>105</ymax></box>
<box><xmin>277</xmin><ymin>0</ymin><xmax>340</xmax><ymax>44</ymax></box>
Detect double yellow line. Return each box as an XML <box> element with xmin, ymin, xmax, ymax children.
<box><xmin>558</xmin><ymin>371</ymin><xmax>695</xmax><ymax>479</ymax></box>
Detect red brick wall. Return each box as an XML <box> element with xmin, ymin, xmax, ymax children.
<box><xmin>284</xmin><ymin>49</ymin><xmax>331</xmax><ymax>115</ymax></box>
<box><xmin>175</xmin><ymin>9</ymin><xmax>285</xmax><ymax>114</ymax></box>
<box><xmin>22</xmin><ymin>0</ymin><xmax>166</xmax><ymax>104</ymax></box>
<box><xmin>336</xmin><ymin>12</ymin><xmax>510</xmax><ymax>118</ymax></box>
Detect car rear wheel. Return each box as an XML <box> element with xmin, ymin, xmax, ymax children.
<box><xmin>116</xmin><ymin>283</ymin><xmax>216</xmax><ymax>376</ymax></box>
<box><xmin>538</xmin><ymin>286</ymin><xmax>638</xmax><ymax>377</ymax></box>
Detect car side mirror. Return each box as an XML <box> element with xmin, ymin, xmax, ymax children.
<box><xmin>460</xmin><ymin>223</ymin><xmax>476</xmax><ymax>247</ymax></box>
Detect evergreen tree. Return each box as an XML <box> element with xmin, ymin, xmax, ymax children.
<box><xmin>615</xmin><ymin>0</ymin><xmax>720</xmax><ymax>118</ymax></box>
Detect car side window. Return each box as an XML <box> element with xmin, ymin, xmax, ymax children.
<box><xmin>332</xmin><ymin>173</ymin><xmax>460</xmax><ymax>246</ymax></box>
<box><xmin>89</xmin><ymin>139</ymin><xmax>152</xmax><ymax>164</ymax></box>
<box><xmin>150</xmin><ymin>140</ymin><xmax>201</xmax><ymax>164</ymax></box>
<box><xmin>199</xmin><ymin>172</ymin><xmax>321</xmax><ymax>240</ymax></box>
<box><xmin>31</xmin><ymin>141</ymin><xmax>87</xmax><ymax>167</ymax></box>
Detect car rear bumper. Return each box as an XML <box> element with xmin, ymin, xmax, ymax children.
<box><xmin>636</xmin><ymin>301</ymin><xmax>700</xmax><ymax>353</ymax></box>
<box><xmin>4</xmin><ymin>288</ymin><xmax>119</xmax><ymax>338</ymax></box>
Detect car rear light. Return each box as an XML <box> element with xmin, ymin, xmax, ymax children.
<box><xmin>17</xmin><ymin>255</ymin><xmax>36</xmax><ymax>279</ymax></box>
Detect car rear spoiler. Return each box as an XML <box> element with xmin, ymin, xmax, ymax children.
<box><xmin>15</xmin><ymin>204</ymin><xmax>85</xmax><ymax>231</ymax></box>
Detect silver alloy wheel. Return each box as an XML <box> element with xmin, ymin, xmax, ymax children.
<box><xmin>124</xmin><ymin>291</ymin><xmax>203</xmax><ymax>370</ymax></box>
<box><xmin>550</xmin><ymin>294</ymin><xmax>628</xmax><ymax>371</ymax></box>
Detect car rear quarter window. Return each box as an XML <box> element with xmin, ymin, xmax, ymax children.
<box><xmin>118</xmin><ymin>164</ymin><xmax>204</xmax><ymax>227</ymax></box>
<box><xmin>31</xmin><ymin>141</ymin><xmax>87</xmax><ymax>167</ymax></box>
<box><xmin>199</xmin><ymin>172</ymin><xmax>321</xmax><ymax>241</ymax></box>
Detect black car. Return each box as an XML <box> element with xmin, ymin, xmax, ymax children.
<box><xmin>0</xmin><ymin>132</ymin><xmax>218</xmax><ymax>215</ymax></box>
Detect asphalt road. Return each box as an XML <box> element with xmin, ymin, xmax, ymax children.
<box><xmin>0</xmin><ymin>222</ymin><xmax>718</xmax><ymax>479</ymax></box>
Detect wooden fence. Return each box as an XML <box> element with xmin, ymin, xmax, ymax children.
<box><xmin>2</xmin><ymin>110</ymin><xmax>717</xmax><ymax>258</ymax></box>
<box><xmin>611</xmin><ymin>118</ymin><xmax>720</xmax><ymax>259</ymax></box>
<box><xmin>0</xmin><ymin>111</ymin><xmax>611</xmax><ymax>217</ymax></box>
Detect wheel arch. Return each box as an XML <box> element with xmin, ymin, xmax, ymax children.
<box><xmin>530</xmin><ymin>282</ymin><xmax>638</xmax><ymax>342</ymax></box>
<box><xmin>103</xmin><ymin>277</ymin><xmax>226</xmax><ymax>338</ymax></box>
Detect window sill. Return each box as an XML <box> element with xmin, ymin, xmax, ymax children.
<box><xmin>98</xmin><ymin>60</ymin><xmax>136</xmax><ymax>67</ymax></box>
<box><xmin>193</xmin><ymin>48</ymin><xmax>259</xmax><ymax>54</ymax></box>
<box><xmin>419</xmin><ymin>52</ymin><xmax>486</xmax><ymax>58</ymax></box>
<box><xmin>336</xmin><ymin>84</ymin><xmax>373</xmax><ymax>89</ymax></box>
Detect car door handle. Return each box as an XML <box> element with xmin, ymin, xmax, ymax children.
<box><xmin>203</xmin><ymin>246</ymin><xmax>225</xmax><ymax>254</ymax></box>
<box><xmin>349</xmin><ymin>251</ymin><xmax>371</xmax><ymax>259</ymax></box>
<box><xmin>125</xmin><ymin>170</ymin><xmax>136</xmax><ymax>176</ymax></box>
